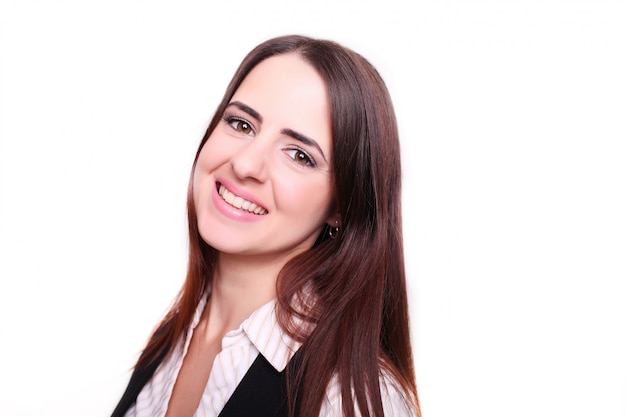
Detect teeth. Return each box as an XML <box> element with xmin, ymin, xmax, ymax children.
<box><xmin>218</xmin><ymin>184</ymin><xmax>267</xmax><ymax>215</ymax></box>
<box><xmin>232</xmin><ymin>196</ymin><xmax>244</xmax><ymax>208</ymax></box>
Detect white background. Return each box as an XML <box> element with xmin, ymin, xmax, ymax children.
<box><xmin>1</xmin><ymin>1</ymin><xmax>625</xmax><ymax>416</ymax></box>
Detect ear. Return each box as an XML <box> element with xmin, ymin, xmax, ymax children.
<box><xmin>326</xmin><ymin>212</ymin><xmax>341</xmax><ymax>228</ymax></box>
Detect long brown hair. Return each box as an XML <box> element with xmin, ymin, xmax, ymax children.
<box><xmin>137</xmin><ymin>35</ymin><xmax>419</xmax><ymax>417</ymax></box>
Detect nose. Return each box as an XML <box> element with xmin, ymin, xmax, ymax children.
<box><xmin>230</xmin><ymin>136</ymin><xmax>270</xmax><ymax>183</ymax></box>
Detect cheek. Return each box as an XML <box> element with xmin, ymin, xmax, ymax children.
<box><xmin>275</xmin><ymin>174</ymin><xmax>333</xmax><ymax>219</ymax></box>
<box><xmin>192</xmin><ymin>142</ymin><xmax>218</xmax><ymax>201</ymax></box>
<box><xmin>194</xmin><ymin>137</ymin><xmax>233</xmax><ymax>175</ymax></box>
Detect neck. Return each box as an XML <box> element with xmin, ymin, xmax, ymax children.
<box><xmin>204</xmin><ymin>252</ymin><xmax>291</xmax><ymax>334</ymax></box>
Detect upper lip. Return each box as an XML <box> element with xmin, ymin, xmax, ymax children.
<box><xmin>216</xmin><ymin>178</ymin><xmax>268</xmax><ymax>212</ymax></box>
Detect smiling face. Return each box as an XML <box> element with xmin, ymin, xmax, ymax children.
<box><xmin>192</xmin><ymin>53</ymin><xmax>336</xmax><ymax>262</ymax></box>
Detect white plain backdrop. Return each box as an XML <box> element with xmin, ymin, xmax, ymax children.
<box><xmin>1</xmin><ymin>1</ymin><xmax>625</xmax><ymax>416</ymax></box>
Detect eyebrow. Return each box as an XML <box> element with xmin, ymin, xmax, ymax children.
<box><xmin>281</xmin><ymin>128</ymin><xmax>327</xmax><ymax>162</ymax></box>
<box><xmin>227</xmin><ymin>101</ymin><xmax>328</xmax><ymax>162</ymax></box>
<box><xmin>228</xmin><ymin>101</ymin><xmax>262</xmax><ymax>122</ymax></box>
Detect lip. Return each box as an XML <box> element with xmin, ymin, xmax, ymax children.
<box><xmin>211</xmin><ymin>178</ymin><xmax>268</xmax><ymax>222</ymax></box>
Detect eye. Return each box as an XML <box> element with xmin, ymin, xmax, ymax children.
<box><xmin>285</xmin><ymin>148</ymin><xmax>316</xmax><ymax>167</ymax></box>
<box><xmin>224</xmin><ymin>116</ymin><xmax>255</xmax><ymax>136</ymax></box>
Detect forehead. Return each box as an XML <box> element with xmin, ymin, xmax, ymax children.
<box><xmin>236</xmin><ymin>53</ymin><xmax>328</xmax><ymax>105</ymax></box>
<box><xmin>231</xmin><ymin>54</ymin><xmax>332</xmax><ymax>148</ymax></box>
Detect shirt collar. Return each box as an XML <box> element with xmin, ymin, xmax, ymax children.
<box><xmin>241</xmin><ymin>299</ymin><xmax>302</xmax><ymax>372</ymax></box>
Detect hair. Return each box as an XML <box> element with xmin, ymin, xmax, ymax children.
<box><xmin>136</xmin><ymin>35</ymin><xmax>419</xmax><ymax>417</ymax></box>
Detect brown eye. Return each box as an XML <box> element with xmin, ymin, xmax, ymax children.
<box><xmin>235</xmin><ymin>120</ymin><xmax>252</xmax><ymax>134</ymax></box>
<box><xmin>224</xmin><ymin>116</ymin><xmax>255</xmax><ymax>136</ymax></box>
<box><xmin>286</xmin><ymin>149</ymin><xmax>315</xmax><ymax>166</ymax></box>
<box><xmin>295</xmin><ymin>151</ymin><xmax>309</xmax><ymax>164</ymax></box>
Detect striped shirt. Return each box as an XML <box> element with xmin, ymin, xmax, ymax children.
<box><xmin>125</xmin><ymin>297</ymin><xmax>414</xmax><ymax>417</ymax></box>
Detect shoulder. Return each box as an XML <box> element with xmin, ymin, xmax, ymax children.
<box><xmin>320</xmin><ymin>371</ymin><xmax>416</xmax><ymax>417</ymax></box>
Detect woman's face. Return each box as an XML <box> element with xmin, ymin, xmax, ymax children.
<box><xmin>193</xmin><ymin>53</ymin><xmax>336</xmax><ymax>261</ymax></box>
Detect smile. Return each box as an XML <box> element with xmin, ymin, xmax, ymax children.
<box><xmin>218</xmin><ymin>184</ymin><xmax>268</xmax><ymax>215</ymax></box>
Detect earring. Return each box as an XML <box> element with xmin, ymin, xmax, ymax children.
<box><xmin>328</xmin><ymin>221</ymin><xmax>340</xmax><ymax>239</ymax></box>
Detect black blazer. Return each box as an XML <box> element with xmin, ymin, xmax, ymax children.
<box><xmin>111</xmin><ymin>325</ymin><xmax>301</xmax><ymax>417</ymax></box>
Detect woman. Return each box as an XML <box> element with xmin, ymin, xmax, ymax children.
<box><xmin>112</xmin><ymin>35</ymin><xmax>420</xmax><ymax>417</ymax></box>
